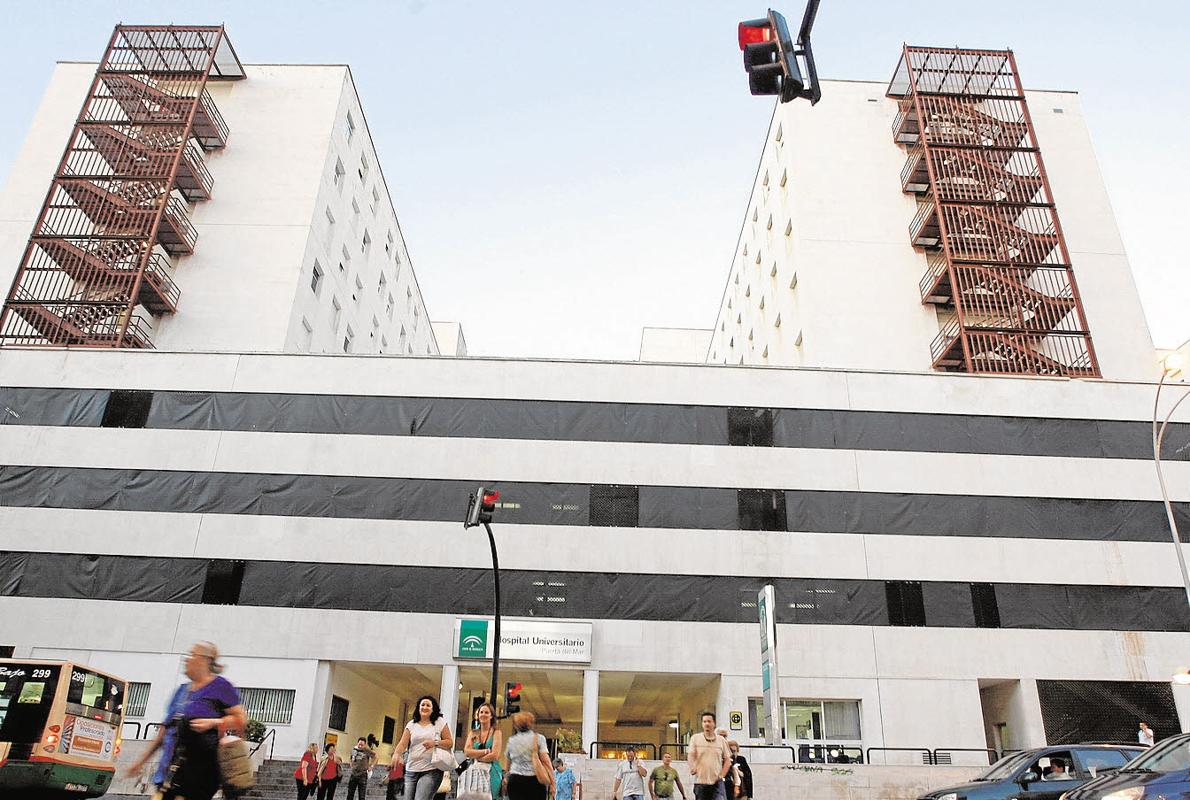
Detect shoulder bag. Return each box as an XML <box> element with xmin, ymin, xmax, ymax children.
<box><xmin>457</xmin><ymin>761</ymin><xmax>493</xmax><ymax>800</ymax></box>
<box><xmin>218</xmin><ymin>734</ymin><xmax>256</xmax><ymax>795</ymax></box>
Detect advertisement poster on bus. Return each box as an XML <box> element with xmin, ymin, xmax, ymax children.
<box><xmin>61</xmin><ymin>714</ymin><xmax>116</xmax><ymax>761</ymax></box>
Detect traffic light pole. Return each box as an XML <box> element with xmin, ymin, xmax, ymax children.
<box><xmin>483</xmin><ymin>521</ymin><xmax>502</xmax><ymax>709</ymax></box>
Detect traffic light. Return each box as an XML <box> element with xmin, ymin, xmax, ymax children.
<box><xmin>503</xmin><ymin>681</ymin><xmax>522</xmax><ymax>716</ymax></box>
<box><xmin>737</xmin><ymin>3</ymin><xmax>821</xmax><ymax>105</ymax></box>
<box><xmin>464</xmin><ymin>486</ymin><xmax>500</xmax><ymax>528</ymax></box>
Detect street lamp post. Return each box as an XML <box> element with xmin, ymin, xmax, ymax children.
<box><xmin>1153</xmin><ymin>353</ymin><xmax>1190</xmax><ymax>610</ymax></box>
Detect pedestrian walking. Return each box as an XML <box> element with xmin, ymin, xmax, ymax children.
<box><xmin>463</xmin><ymin>702</ymin><xmax>504</xmax><ymax>799</ymax></box>
<box><xmin>393</xmin><ymin>695</ymin><xmax>454</xmax><ymax>800</ymax></box>
<box><xmin>295</xmin><ymin>742</ymin><xmax>319</xmax><ymax>799</ymax></box>
<box><xmin>613</xmin><ymin>748</ymin><xmax>647</xmax><ymax>800</ymax></box>
<box><xmin>1139</xmin><ymin>722</ymin><xmax>1155</xmax><ymax>747</ymax></box>
<box><xmin>648</xmin><ymin>753</ymin><xmax>685</xmax><ymax>800</ymax></box>
<box><xmin>505</xmin><ymin>711</ymin><xmax>554</xmax><ymax>800</ymax></box>
<box><xmin>318</xmin><ymin>743</ymin><xmax>345</xmax><ymax>800</ymax></box>
<box><xmin>347</xmin><ymin>736</ymin><xmax>377</xmax><ymax>800</ymax></box>
<box><xmin>687</xmin><ymin>713</ymin><xmax>731</xmax><ymax>800</ymax></box>
<box><xmin>128</xmin><ymin>641</ymin><xmax>248</xmax><ymax>800</ymax></box>
<box><xmin>728</xmin><ymin>743</ymin><xmax>751</xmax><ymax>800</ymax></box>
<box><xmin>554</xmin><ymin>757</ymin><xmax>582</xmax><ymax>800</ymax></box>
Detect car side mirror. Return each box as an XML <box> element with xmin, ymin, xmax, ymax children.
<box><xmin>1019</xmin><ymin>771</ymin><xmax>1039</xmax><ymax>786</ymax></box>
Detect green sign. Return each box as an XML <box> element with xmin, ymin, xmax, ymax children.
<box><xmin>458</xmin><ymin>619</ymin><xmax>489</xmax><ymax>658</ymax></box>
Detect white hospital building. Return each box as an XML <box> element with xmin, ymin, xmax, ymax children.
<box><xmin>0</xmin><ymin>26</ymin><xmax>1186</xmax><ymax>783</ymax></box>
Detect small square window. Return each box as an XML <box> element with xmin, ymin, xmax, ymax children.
<box><xmin>359</xmin><ymin>153</ymin><xmax>370</xmax><ymax>182</ymax></box>
<box><xmin>329</xmin><ymin>695</ymin><xmax>349</xmax><ymax>731</ymax></box>
<box><xmin>780</xmin><ymin>169</ymin><xmax>787</xmax><ymax>187</ymax></box>
<box><xmin>775</xmin><ymin>124</ymin><xmax>783</xmax><ymax>142</ymax></box>
<box><xmin>886</xmin><ymin>581</ymin><xmax>926</xmax><ymax>626</ymax></box>
<box><xmin>398</xmin><ymin>326</ymin><xmax>407</xmax><ymax>350</ymax></box>
<box><xmin>362</xmin><ymin>229</ymin><xmax>372</xmax><ymax>254</ymax></box>
<box><xmin>325</xmin><ymin>207</ymin><xmax>336</xmax><ymax>227</ymax></box>
<box><xmin>378</xmin><ymin>273</ymin><xmax>387</xmax><ymax>295</ymax></box>
<box><xmin>785</xmin><ymin>219</ymin><xmax>793</xmax><ymax>236</ymax></box>
<box><xmin>728</xmin><ymin>407</ymin><xmax>773</xmax><ymax>447</ymax></box>
<box><xmin>589</xmin><ymin>485</ymin><xmax>640</xmax><ymax>527</ymax></box>
<box><xmin>770</xmin><ymin>262</ymin><xmax>778</xmax><ymax>278</ymax></box>
<box><xmin>310</xmin><ymin>261</ymin><xmax>323</xmax><ymax>295</ymax></box>
<box><xmin>202</xmin><ymin>560</ymin><xmax>244</xmax><ymax>605</ymax></box>
<box><xmin>331</xmin><ymin>298</ymin><xmax>342</xmax><ymax>331</ymax></box>
<box><xmin>774</xmin><ymin>313</ymin><xmax>781</xmax><ymax>328</ymax></box>
<box><xmin>333</xmin><ymin>158</ymin><xmax>346</xmax><ymax>189</ymax></box>
<box><xmin>341</xmin><ymin>245</ymin><xmax>352</xmax><ymax>264</ymax></box>
<box><xmin>344</xmin><ymin>112</ymin><xmax>356</xmax><ymax>143</ymax></box>
<box><xmin>737</xmin><ymin>489</ymin><xmax>785</xmax><ymax>531</ymax></box>
<box><xmin>343</xmin><ymin>326</ymin><xmax>354</xmax><ymax>353</ymax></box>
<box><xmin>301</xmin><ymin>317</ymin><xmax>313</xmax><ymax>349</ymax></box>
<box><xmin>101</xmin><ymin>390</ymin><xmax>152</xmax><ymax>428</ymax></box>
<box><xmin>971</xmin><ymin>583</ymin><xmax>1001</xmax><ymax>628</ymax></box>
<box><xmin>385</xmin><ymin>293</ymin><xmax>395</xmax><ymax>320</ymax></box>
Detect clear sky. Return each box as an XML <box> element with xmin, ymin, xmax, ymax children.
<box><xmin>1</xmin><ymin>1</ymin><xmax>1186</xmax><ymax>359</ymax></box>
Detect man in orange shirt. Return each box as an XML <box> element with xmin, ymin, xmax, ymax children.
<box><xmin>687</xmin><ymin>713</ymin><xmax>732</xmax><ymax>800</ymax></box>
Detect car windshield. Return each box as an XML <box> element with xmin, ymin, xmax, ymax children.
<box><xmin>1126</xmin><ymin>737</ymin><xmax>1190</xmax><ymax>774</ymax></box>
<box><xmin>978</xmin><ymin>751</ymin><xmax>1035</xmax><ymax>781</ymax></box>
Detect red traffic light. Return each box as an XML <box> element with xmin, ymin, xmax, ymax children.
<box><xmin>483</xmin><ymin>490</ymin><xmax>500</xmax><ymax>504</ymax></box>
<box><xmin>738</xmin><ymin>19</ymin><xmax>774</xmax><ymax>50</ymax></box>
<box><xmin>507</xmin><ymin>682</ymin><xmax>523</xmax><ymax>699</ymax></box>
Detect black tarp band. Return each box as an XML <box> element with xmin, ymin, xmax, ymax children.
<box><xmin>0</xmin><ymin>552</ymin><xmax>1185</xmax><ymax>632</ymax></box>
<box><xmin>1</xmin><ymin>465</ymin><xmax>1187</xmax><ymax>542</ymax></box>
<box><xmin>1</xmin><ymin>387</ymin><xmax>1187</xmax><ymax>461</ymax></box>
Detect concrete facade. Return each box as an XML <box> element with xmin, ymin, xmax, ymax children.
<box><xmin>0</xmin><ymin>348</ymin><xmax>1187</xmax><ymax>766</ymax></box>
<box><xmin>705</xmin><ymin>80</ymin><xmax>1159</xmax><ymax>379</ymax></box>
<box><xmin>0</xmin><ymin>61</ymin><xmax>451</xmax><ymax>356</ymax></box>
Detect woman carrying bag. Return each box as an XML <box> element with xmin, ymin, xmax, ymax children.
<box><xmin>461</xmin><ymin>702</ymin><xmax>503</xmax><ymax>800</ymax></box>
<box><xmin>504</xmin><ymin>712</ymin><xmax>554</xmax><ymax>800</ymax></box>
<box><xmin>393</xmin><ymin>695</ymin><xmax>455</xmax><ymax>800</ymax></box>
<box><xmin>317</xmin><ymin>743</ymin><xmax>344</xmax><ymax>800</ymax></box>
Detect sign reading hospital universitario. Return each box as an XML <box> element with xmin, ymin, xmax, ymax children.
<box><xmin>453</xmin><ymin>618</ymin><xmax>592</xmax><ymax>664</ymax></box>
<box><xmin>758</xmin><ymin>584</ymin><xmax>782</xmax><ymax>746</ymax></box>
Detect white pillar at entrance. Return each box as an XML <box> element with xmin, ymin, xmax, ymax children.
<box><xmin>307</xmin><ymin>661</ymin><xmax>333</xmax><ymax>749</ymax></box>
<box><xmin>440</xmin><ymin>664</ymin><xmax>461</xmax><ymax>739</ymax></box>
<box><xmin>582</xmin><ymin>669</ymin><xmax>600</xmax><ymax>753</ymax></box>
<box><xmin>1174</xmin><ymin>681</ymin><xmax>1190</xmax><ymax>734</ymax></box>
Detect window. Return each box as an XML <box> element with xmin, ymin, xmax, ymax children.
<box><xmin>728</xmin><ymin>407</ymin><xmax>774</xmax><ymax>446</ymax></box>
<box><xmin>301</xmin><ymin>318</ymin><xmax>313</xmax><ymax>350</ymax></box>
<box><xmin>385</xmin><ymin>293</ymin><xmax>395</xmax><ymax>320</ymax></box>
<box><xmin>341</xmin><ymin>244</ymin><xmax>352</xmax><ymax>266</ymax></box>
<box><xmin>352</xmin><ymin>198</ymin><xmax>360</xmax><ymax>217</ymax></box>
<box><xmin>101</xmin><ymin>390</ymin><xmax>152</xmax><ymax>428</ymax></box>
<box><xmin>333</xmin><ymin>157</ymin><xmax>346</xmax><ymax>190</ymax></box>
<box><xmin>749</xmin><ymin>698</ymin><xmax>862</xmax><ymax>750</ymax></box>
<box><xmin>125</xmin><ymin>682</ymin><xmax>151</xmax><ymax>718</ymax></box>
<box><xmin>325</xmin><ymin>206</ymin><xmax>335</xmax><ymax>230</ymax></box>
<box><xmin>329</xmin><ymin>695</ymin><xmax>349</xmax><ymax>731</ymax></box>
<box><xmin>331</xmin><ymin>298</ymin><xmax>342</xmax><ymax>332</ymax></box>
<box><xmin>362</xmin><ymin>229</ymin><xmax>372</xmax><ymax>254</ymax></box>
<box><xmin>383</xmin><ymin>715</ymin><xmax>397</xmax><ymax>744</ymax></box>
<box><xmin>775</xmin><ymin>124</ymin><xmax>783</xmax><ymax>142</ymax></box>
<box><xmin>371</xmin><ymin>316</ymin><xmax>380</xmax><ymax>341</ymax></box>
<box><xmin>398</xmin><ymin>326</ymin><xmax>407</xmax><ymax>351</ymax></box>
<box><xmin>239</xmin><ymin>688</ymin><xmax>296</xmax><ymax>725</ymax></box>
<box><xmin>310</xmin><ymin>261</ymin><xmax>323</xmax><ymax>295</ymax></box>
<box><xmin>344</xmin><ymin>112</ymin><xmax>356</xmax><ymax>143</ymax></box>
<box><xmin>885</xmin><ymin>581</ymin><xmax>926</xmax><ymax>626</ymax></box>
<box><xmin>201</xmin><ymin>559</ymin><xmax>244</xmax><ymax>605</ymax></box>
<box><xmin>971</xmin><ymin>583</ymin><xmax>1001</xmax><ymax>628</ymax></box>
<box><xmin>785</xmin><ymin>219</ymin><xmax>793</xmax><ymax>237</ymax></box>
<box><xmin>378</xmin><ymin>273</ymin><xmax>387</xmax><ymax>296</ymax></box>
<box><xmin>380</xmin><ymin>336</ymin><xmax>388</xmax><ymax>353</ymax></box>
<box><xmin>359</xmin><ymin>153</ymin><xmax>370</xmax><ymax>182</ymax></box>
<box><xmin>371</xmin><ymin>187</ymin><xmax>380</xmax><ymax>214</ymax></box>
<box><xmin>589</xmin><ymin>485</ymin><xmax>639</xmax><ymax>527</ymax></box>
<box><xmin>385</xmin><ymin>230</ymin><xmax>394</xmax><ymax>257</ymax></box>
<box><xmin>343</xmin><ymin>326</ymin><xmax>354</xmax><ymax>353</ymax></box>
<box><xmin>354</xmin><ymin>276</ymin><xmax>364</xmax><ymax>304</ymax></box>
<box><xmin>738</xmin><ymin>489</ymin><xmax>786</xmax><ymax>531</ymax></box>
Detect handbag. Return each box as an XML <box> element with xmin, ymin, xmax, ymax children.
<box><xmin>457</xmin><ymin>761</ymin><xmax>493</xmax><ymax>800</ymax></box>
<box><xmin>217</xmin><ymin>734</ymin><xmax>256</xmax><ymax>794</ymax></box>
<box><xmin>431</xmin><ymin>747</ymin><xmax>458</xmax><ymax>772</ymax></box>
<box><xmin>531</xmin><ymin>741</ymin><xmax>552</xmax><ymax>787</ymax></box>
<box><xmin>438</xmin><ymin>771</ymin><xmax>453</xmax><ymax>795</ymax></box>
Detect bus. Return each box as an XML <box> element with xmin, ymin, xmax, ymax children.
<box><xmin>0</xmin><ymin>660</ymin><xmax>126</xmax><ymax>799</ymax></box>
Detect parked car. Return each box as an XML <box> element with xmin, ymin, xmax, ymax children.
<box><xmin>1061</xmin><ymin>733</ymin><xmax>1190</xmax><ymax>800</ymax></box>
<box><xmin>918</xmin><ymin>744</ymin><xmax>1146</xmax><ymax>800</ymax></box>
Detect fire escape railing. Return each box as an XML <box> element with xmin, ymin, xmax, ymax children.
<box><xmin>0</xmin><ymin>24</ymin><xmax>242</xmax><ymax>349</ymax></box>
<box><xmin>888</xmin><ymin>46</ymin><xmax>1100</xmax><ymax>377</ymax></box>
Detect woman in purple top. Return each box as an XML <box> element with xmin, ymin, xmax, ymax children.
<box><xmin>160</xmin><ymin>641</ymin><xmax>248</xmax><ymax>800</ymax></box>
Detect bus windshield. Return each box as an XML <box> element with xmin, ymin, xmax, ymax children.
<box><xmin>0</xmin><ymin>663</ymin><xmax>62</xmax><ymax>744</ymax></box>
<box><xmin>66</xmin><ymin>667</ymin><xmax>125</xmax><ymax>721</ymax></box>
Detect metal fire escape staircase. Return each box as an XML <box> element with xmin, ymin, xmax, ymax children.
<box><xmin>888</xmin><ymin>46</ymin><xmax>1099</xmax><ymax>377</ymax></box>
<box><xmin>0</xmin><ymin>25</ymin><xmax>243</xmax><ymax>349</ymax></box>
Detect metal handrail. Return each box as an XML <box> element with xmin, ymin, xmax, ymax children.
<box><xmin>249</xmin><ymin>727</ymin><xmax>277</xmax><ymax>760</ymax></box>
<box><xmin>164</xmin><ymin>195</ymin><xmax>198</xmax><ymax>250</ymax></box>
<box><xmin>197</xmin><ymin>90</ymin><xmax>230</xmax><ymax>146</ymax></box>
<box><xmin>794</xmin><ymin>744</ymin><xmax>863</xmax><ymax>764</ymax></box>
<box><xmin>588</xmin><ymin>741</ymin><xmax>657</xmax><ymax>760</ymax></box>
<box><xmin>930</xmin><ymin>319</ymin><xmax>962</xmax><ymax>362</ymax></box>
<box><xmin>122</xmin><ymin>720</ymin><xmax>143</xmax><ymax>739</ymax></box>
<box><xmin>182</xmin><ymin>141</ymin><xmax>214</xmax><ymax>196</ymax></box>
<box><xmin>865</xmin><ymin>746</ymin><xmax>935</xmax><ymax>765</ymax></box>
<box><xmin>933</xmin><ymin>747</ymin><xmax>999</xmax><ymax>765</ymax></box>
<box><xmin>919</xmin><ymin>252</ymin><xmax>950</xmax><ymax>298</ymax></box>
<box><xmin>143</xmin><ymin>252</ymin><xmax>181</xmax><ymax>309</ymax></box>
<box><xmin>900</xmin><ymin>141</ymin><xmax>925</xmax><ymax>189</ymax></box>
<box><xmin>909</xmin><ymin>200</ymin><xmax>936</xmax><ymax>242</ymax></box>
<box><xmin>145</xmin><ymin>722</ymin><xmax>164</xmax><ymax>739</ymax></box>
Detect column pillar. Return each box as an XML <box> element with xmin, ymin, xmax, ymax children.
<box><xmin>307</xmin><ymin>661</ymin><xmax>333</xmax><ymax>749</ymax></box>
<box><xmin>440</xmin><ymin>664</ymin><xmax>461</xmax><ymax>740</ymax></box>
<box><xmin>582</xmin><ymin>669</ymin><xmax>600</xmax><ymax>755</ymax></box>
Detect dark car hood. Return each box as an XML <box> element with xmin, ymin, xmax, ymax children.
<box><xmin>1064</xmin><ymin>770</ymin><xmax>1178</xmax><ymax>800</ymax></box>
<box><xmin>921</xmin><ymin>780</ymin><xmax>999</xmax><ymax>799</ymax></box>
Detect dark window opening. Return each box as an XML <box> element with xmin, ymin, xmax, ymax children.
<box><xmin>100</xmin><ymin>390</ymin><xmax>153</xmax><ymax>429</ymax></box>
<box><xmin>971</xmin><ymin>583</ymin><xmax>1001</xmax><ymax>628</ymax></box>
<box><xmin>382</xmin><ymin>715</ymin><xmax>396</xmax><ymax>744</ymax></box>
<box><xmin>886</xmin><ymin>581</ymin><xmax>926</xmax><ymax>626</ymax></box>
<box><xmin>0</xmin><ymin>646</ymin><xmax>13</xmax><ymax>658</ymax></box>
<box><xmin>1038</xmin><ymin>680</ymin><xmax>1179</xmax><ymax>744</ymax></box>
<box><xmin>589</xmin><ymin>485</ymin><xmax>640</xmax><ymax>527</ymax></box>
<box><xmin>728</xmin><ymin>407</ymin><xmax>774</xmax><ymax>446</ymax></box>
<box><xmin>201</xmin><ymin>559</ymin><xmax>245</xmax><ymax>605</ymax></box>
<box><xmin>738</xmin><ymin>489</ymin><xmax>786</xmax><ymax>531</ymax></box>
<box><xmin>329</xmin><ymin>695</ymin><xmax>349</xmax><ymax>731</ymax></box>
